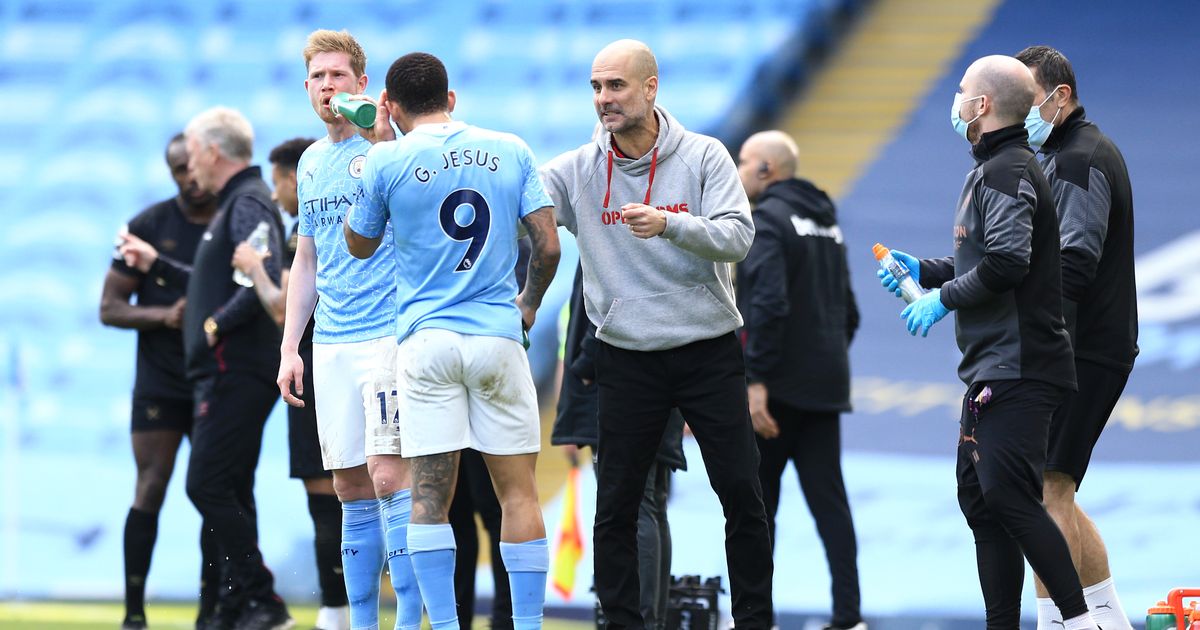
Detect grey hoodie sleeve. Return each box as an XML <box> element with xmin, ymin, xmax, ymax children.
<box><xmin>941</xmin><ymin>181</ymin><xmax>1035</xmax><ymax>310</ymax></box>
<box><xmin>539</xmin><ymin>155</ymin><xmax>577</xmax><ymax>234</ymax></box>
<box><xmin>1056</xmin><ymin>167</ymin><xmax>1111</xmax><ymax>303</ymax></box>
<box><xmin>659</xmin><ymin>139</ymin><xmax>754</xmax><ymax>263</ymax></box>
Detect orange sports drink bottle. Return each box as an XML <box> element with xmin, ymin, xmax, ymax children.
<box><xmin>872</xmin><ymin>243</ymin><xmax>925</xmax><ymax>304</ymax></box>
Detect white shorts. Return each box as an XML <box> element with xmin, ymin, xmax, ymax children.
<box><xmin>396</xmin><ymin>328</ymin><xmax>540</xmax><ymax>458</ymax></box>
<box><xmin>312</xmin><ymin>335</ymin><xmax>402</xmax><ymax>470</ymax></box>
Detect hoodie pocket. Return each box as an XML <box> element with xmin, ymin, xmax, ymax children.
<box><xmin>597</xmin><ymin>285</ymin><xmax>740</xmax><ymax>349</ymax></box>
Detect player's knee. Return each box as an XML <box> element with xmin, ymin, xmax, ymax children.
<box><xmin>1042</xmin><ymin>471</ymin><xmax>1076</xmax><ymax>508</ymax></box>
<box><xmin>134</xmin><ymin>471</ymin><xmax>172</xmax><ymax>511</ymax></box>
<box><xmin>331</xmin><ymin>469</ymin><xmax>374</xmax><ymax>501</ymax></box>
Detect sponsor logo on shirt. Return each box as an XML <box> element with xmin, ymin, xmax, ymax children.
<box><xmin>789</xmin><ymin>216</ymin><xmax>843</xmax><ymax>244</ymax></box>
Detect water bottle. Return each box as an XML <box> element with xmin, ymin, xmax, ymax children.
<box><xmin>873</xmin><ymin>242</ymin><xmax>925</xmax><ymax>304</ymax></box>
<box><xmin>1146</xmin><ymin>600</ymin><xmax>1176</xmax><ymax>630</ymax></box>
<box><xmin>330</xmin><ymin>92</ymin><xmax>377</xmax><ymax>129</ymax></box>
<box><xmin>232</xmin><ymin>221</ymin><xmax>271</xmax><ymax>287</ymax></box>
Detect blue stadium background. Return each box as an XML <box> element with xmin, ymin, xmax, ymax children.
<box><xmin>0</xmin><ymin>0</ymin><xmax>1196</xmax><ymax>626</ymax></box>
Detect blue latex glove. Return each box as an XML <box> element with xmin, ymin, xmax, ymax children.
<box><xmin>876</xmin><ymin>249</ymin><xmax>920</xmax><ymax>298</ymax></box>
<box><xmin>900</xmin><ymin>288</ymin><xmax>949</xmax><ymax>337</ymax></box>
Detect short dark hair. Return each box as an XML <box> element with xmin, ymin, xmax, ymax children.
<box><xmin>165</xmin><ymin>132</ymin><xmax>186</xmax><ymax>161</ymax></box>
<box><xmin>386</xmin><ymin>52</ymin><xmax>449</xmax><ymax>116</ymax></box>
<box><xmin>268</xmin><ymin>137</ymin><xmax>316</xmax><ymax>172</ymax></box>
<box><xmin>1015</xmin><ymin>45</ymin><xmax>1079</xmax><ymax>102</ymax></box>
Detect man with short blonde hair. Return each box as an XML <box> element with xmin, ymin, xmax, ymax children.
<box><xmin>277</xmin><ymin>28</ymin><xmax>422</xmax><ymax>630</ymax></box>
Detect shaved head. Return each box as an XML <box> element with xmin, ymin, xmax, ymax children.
<box><xmin>963</xmin><ymin>54</ymin><xmax>1036</xmax><ymax>127</ymax></box>
<box><xmin>594</xmin><ymin>39</ymin><xmax>658</xmax><ymax>82</ymax></box>
<box><xmin>591</xmin><ymin>39</ymin><xmax>660</xmax><ymax>140</ymax></box>
<box><xmin>738</xmin><ymin>129</ymin><xmax>801</xmax><ymax>201</ymax></box>
<box><xmin>743</xmin><ymin>130</ymin><xmax>799</xmax><ymax>178</ymax></box>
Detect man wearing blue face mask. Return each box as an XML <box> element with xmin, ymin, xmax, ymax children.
<box><xmin>1016</xmin><ymin>45</ymin><xmax>1138</xmax><ymax>630</ymax></box>
<box><xmin>878</xmin><ymin>55</ymin><xmax>1099</xmax><ymax>630</ymax></box>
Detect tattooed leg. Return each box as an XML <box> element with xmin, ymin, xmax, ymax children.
<box><xmin>410</xmin><ymin>451</ymin><xmax>461</xmax><ymax>524</ymax></box>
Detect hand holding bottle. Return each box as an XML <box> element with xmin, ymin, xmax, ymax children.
<box><xmin>901</xmin><ymin>288</ymin><xmax>950</xmax><ymax>337</ymax></box>
<box><xmin>873</xmin><ymin>244</ymin><xmax>924</xmax><ymax>303</ymax></box>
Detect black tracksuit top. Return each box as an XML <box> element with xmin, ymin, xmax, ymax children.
<box><xmin>737</xmin><ymin>178</ymin><xmax>859</xmax><ymax>412</ymax></box>
<box><xmin>1038</xmin><ymin>107</ymin><xmax>1138</xmax><ymax>374</ymax></box>
<box><xmin>920</xmin><ymin>125</ymin><xmax>1076</xmax><ymax>390</ymax></box>
<box><xmin>151</xmin><ymin>167</ymin><xmax>285</xmax><ymax>380</ymax></box>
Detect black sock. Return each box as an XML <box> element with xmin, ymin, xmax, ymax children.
<box><xmin>308</xmin><ymin>492</ymin><xmax>348</xmax><ymax>607</ymax></box>
<box><xmin>198</xmin><ymin>520</ymin><xmax>221</xmax><ymax>620</ymax></box>
<box><xmin>123</xmin><ymin>507</ymin><xmax>158</xmax><ymax>622</ymax></box>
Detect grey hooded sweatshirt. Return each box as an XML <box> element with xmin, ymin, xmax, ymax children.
<box><xmin>541</xmin><ymin>107</ymin><xmax>754</xmax><ymax>351</ymax></box>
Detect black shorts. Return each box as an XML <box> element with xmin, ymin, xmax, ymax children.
<box><xmin>288</xmin><ymin>349</ymin><xmax>330</xmax><ymax>480</ymax></box>
<box><xmin>131</xmin><ymin>396</ymin><xmax>193</xmax><ymax>433</ymax></box>
<box><xmin>1046</xmin><ymin>361</ymin><xmax>1129</xmax><ymax>488</ymax></box>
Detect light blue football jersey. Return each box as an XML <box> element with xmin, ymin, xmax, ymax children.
<box><xmin>347</xmin><ymin>121</ymin><xmax>552</xmax><ymax>344</ymax></box>
<box><xmin>297</xmin><ymin>134</ymin><xmax>396</xmax><ymax>343</ymax></box>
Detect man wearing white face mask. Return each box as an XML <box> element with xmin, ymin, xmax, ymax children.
<box><xmin>877</xmin><ymin>55</ymin><xmax>1100</xmax><ymax>630</ymax></box>
<box><xmin>1016</xmin><ymin>45</ymin><xmax>1138</xmax><ymax>630</ymax></box>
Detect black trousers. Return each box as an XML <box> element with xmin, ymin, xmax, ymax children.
<box><xmin>756</xmin><ymin>405</ymin><xmax>860</xmax><ymax>628</ymax></box>
<box><xmin>450</xmin><ymin>448</ymin><xmax>513</xmax><ymax>629</ymax></box>
<box><xmin>594</xmin><ymin>333</ymin><xmax>773</xmax><ymax>629</ymax></box>
<box><xmin>186</xmin><ymin>371</ymin><xmax>280</xmax><ymax>604</ymax></box>
<box><xmin>956</xmin><ymin>379</ymin><xmax>1087</xmax><ymax>628</ymax></box>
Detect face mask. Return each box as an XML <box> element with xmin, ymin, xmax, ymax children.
<box><xmin>951</xmin><ymin>93</ymin><xmax>984</xmax><ymax>140</ymax></box>
<box><xmin>1025</xmin><ymin>87</ymin><xmax>1062</xmax><ymax>150</ymax></box>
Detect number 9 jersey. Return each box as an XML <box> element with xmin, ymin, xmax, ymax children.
<box><xmin>347</xmin><ymin>120</ymin><xmax>553</xmax><ymax>345</ymax></box>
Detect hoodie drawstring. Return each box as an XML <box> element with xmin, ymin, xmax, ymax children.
<box><xmin>602</xmin><ymin>145</ymin><xmax>659</xmax><ymax>209</ymax></box>
<box><xmin>643</xmin><ymin>146</ymin><xmax>658</xmax><ymax>205</ymax></box>
<box><xmin>603</xmin><ymin>150</ymin><xmax>613</xmax><ymax>209</ymax></box>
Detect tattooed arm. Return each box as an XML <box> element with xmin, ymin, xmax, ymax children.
<box><xmin>516</xmin><ymin>206</ymin><xmax>561</xmax><ymax>330</ymax></box>
<box><xmin>408</xmin><ymin>452</ymin><xmax>461</xmax><ymax>524</ymax></box>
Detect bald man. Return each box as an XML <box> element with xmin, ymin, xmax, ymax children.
<box><xmin>878</xmin><ymin>55</ymin><xmax>1099</xmax><ymax>628</ymax></box>
<box><xmin>541</xmin><ymin>39</ymin><xmax>774</xmax><ymax>629</ymax></box>
<box><xmin>736</xmin><ymin>131</ymin><xmax>863</xmax><ymax>630</ymax></box>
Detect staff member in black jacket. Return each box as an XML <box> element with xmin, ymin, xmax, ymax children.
<box><xmin>880</xmin><ymin>56</ymin><xmax>1099</xmax><ymax>629</ymax></box>
<box><xmin>1017</xmin><ymin>45</ymin><xmax>1138</xmax><ymax>630</ymax></box>
<box><xmin>120</xmin><ymin>106</ymin><xmax>292</xmax><ymax>630</ymax></box>
<box><xmin>735</xmin><ymin>130</ymin><xmax>863</xmax><ymax>630</ymax></box>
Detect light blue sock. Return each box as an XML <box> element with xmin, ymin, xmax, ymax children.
<box><xmin>406</xmin><ymin>523</ymin><xmax>459</xmax><ymax>630</ymax></box>
<box><xmin>380</xmin><ymin>490</ymin><xmax>424</xmax><ymax>630</ymax></box>
<box><xmin>341</xmin><ymin>498</ymin><xmax>386</xmax><ymax>630</ymax></box>
<box><xmin>499</xmin><ymin>538</ymin><xmax>549</xmax><ymax>630</ymax></box>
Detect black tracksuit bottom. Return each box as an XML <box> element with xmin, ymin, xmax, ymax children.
<box><xmin>186</xmin><ymin>371</ymin><xmax>280</xmax><ymax>606</ymax></box>
<box><xmin>956</xmin><ymin>379</ymin><xmax>1088</xmax><ymax>628</ymax></box>
<box><xmin>756</xmin><ymin>405</ymin><xmax>861</xmax><ymax>628</ymax></box>
<box><xmin>593</xmin><ymin>333</ymin><xmax>774</xmax><ymax>629</ymax></box>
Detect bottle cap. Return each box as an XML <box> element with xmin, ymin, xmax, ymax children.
<box><xmin>872</xmin><ymin>243</ymin><xmax>889</xmax><ymax>260</ymax></box>
<box><xmin>1149</xmin><ymin>600</ymin><xmax>1174</xmax><ymax>614</ymax></box>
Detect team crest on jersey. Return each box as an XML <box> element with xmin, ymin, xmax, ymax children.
<box><xmin>349</xmin><ymin>155</ymin><xmax>366</xmax><ymax>179</ymax></box>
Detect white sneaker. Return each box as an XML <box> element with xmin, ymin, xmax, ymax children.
<box><xmin>823</xmin><ymin>623</ymin><xmax>868</xmax><ymax>630</ymax></box>
<box><xmin>314</xmin><ymin>605</ymin><xmax>349</xmax><ymax>630</ymax></box>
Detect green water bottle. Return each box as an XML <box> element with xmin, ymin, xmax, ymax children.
<box><xmin>1147</xmin><ymin>600</ymin><xmax>1176</xmax><ymax>630</ymax></box>
<box><xmin>330</xmin><ymin>92</ymin><xmax>377</xmax><ymax>128</ymax></box>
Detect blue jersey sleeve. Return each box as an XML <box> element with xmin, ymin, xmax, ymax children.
<box><xmin>518</xmin><ymin>142</ymin><xmax>553</xmax><ymax>219</ymax></box>
<box><xmin>347</xmin><ymin>145</ymin><xmax>389</xmax><ymax>239</ymax></box>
